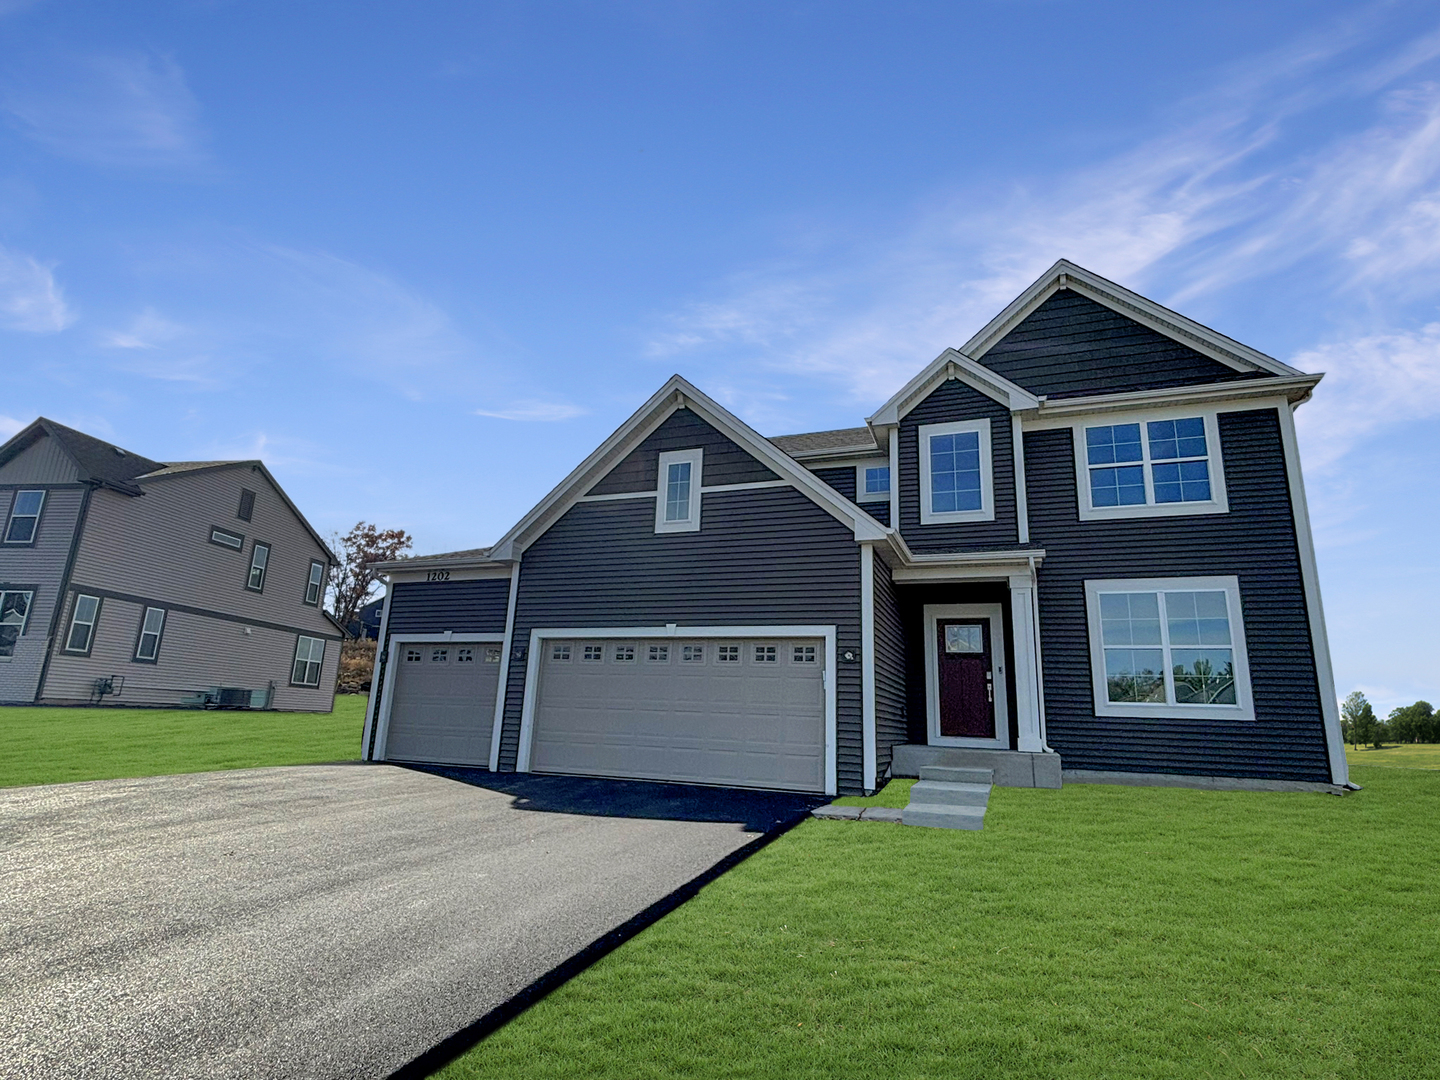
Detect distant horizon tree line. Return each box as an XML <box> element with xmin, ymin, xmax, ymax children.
<box><xmin>1341</xmin><ymin>691</ymin><xmax>1437</xmax><ymax>749</ymax></box>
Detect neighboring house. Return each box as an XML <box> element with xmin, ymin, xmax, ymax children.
<box><xmin>0</xmin><ymin>419</ymin><xmax>342</xmax><ymax>710</ymax></box>
<box><xmin>360</xmin><ymin>261</ymin><xmax>1347</xmax><ymax>796</ymax></box>
<box><xmin>346</xmin><ymin>598</ymin><xmax>385</xmax><ymax>641</ymax></box>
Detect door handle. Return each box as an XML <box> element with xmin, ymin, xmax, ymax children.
<box><xmin>986</xmin><ymin>670</ymin><xmax>993</xmax><ymax>703</ymax></box>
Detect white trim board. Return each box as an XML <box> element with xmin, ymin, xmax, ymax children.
<box><xmin>514</xmin><ymin>623</ymin><xmax>839</xmax><ymax>796</ymax></box>
<box><xmin>360</xmin><ymin>579</ymin><xmax>393</xmax><ymax>761</ymax></box>
<box><xmin>923</xmin><ymin>603</ymin><xmax>1010</xmax><ymax>750</ymax></box>
<box><xmin>488</xmin><ymin>562</ymin><xmax>522</xmax><ymax>772</ymax></box>
<box><xmin>868</xmin><ymin>350</ymin><xmax>1040</xmax><ymax>427</ymax></box>
<box><xmin>860</xmin><ymin>545</ymin><xmax>877</xmax><ymax>792</ymax></box>
<box><xmin>372</xmin><ymin>632</ymin><xmax>507</xmax><ymax>763</ymax></box>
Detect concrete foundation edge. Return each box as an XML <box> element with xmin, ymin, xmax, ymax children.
<box><xmin>890</xmin><ymin>745</ymin><xmax>1061</xmax><ymax>789</ymax></box>
<box><xmin>1062</xmin><ymin>769</ymin><xmax>1351</xmax><ymax>795</ymax></box>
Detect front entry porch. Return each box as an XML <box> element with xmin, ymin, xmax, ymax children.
<box><xmin>891</xmin><ymin>743</ymin><xmax>1062</xmax><ymax>789</ymax></box>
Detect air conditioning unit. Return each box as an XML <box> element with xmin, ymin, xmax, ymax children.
<box><xmin>215</xmin><ymin>687</ymin><xmax>251</xmax><ymax>708</ymax></box>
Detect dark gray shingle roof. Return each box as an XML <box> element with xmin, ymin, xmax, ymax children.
<box><xmin>768</xmin><ymin>426</ymin><xmax>879</xmax><ymax>456</ymax></box>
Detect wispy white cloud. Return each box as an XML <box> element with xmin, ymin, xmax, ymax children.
<box><xmin>0</xmin><ymin>244</ymin><xmax>72</xmax><ymax>332</ymax></box>
<box><xmin>1</xmin><ymin>51</ymin><xmax>207</xmax><ymax>169</ymax></box>
<box><xmin>101</xmin><ymin>307</ymin><xmax>186</xmax><ymax>350</ymax></box>
<box><xmin>97</xmin><ymin>307</ymin><xmax>224</xmax><ymax>385</ymax></box>
<box><xmin>0</xmin><ymin>414</ymin><xmax>24</xmax><ymax>439</ymax></box>
<box><xmin>475</xmin><ymin>400</ymin><xmax>586</xmax><ymax>422</ymax></box>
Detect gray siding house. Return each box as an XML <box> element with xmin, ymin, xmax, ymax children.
<box><xmin>0</xmin><ymin>419</ymin><xmax>341</xmax><ymax>710</ymax></box>
<box><xmin>361</xmin><ymin>261</ymin><xmax>1347</xmax><ymax>796</ymax></box>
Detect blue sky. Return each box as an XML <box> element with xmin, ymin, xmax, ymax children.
<box><xmin>3</xmin><ymin>1</ymin><xmax>1437</xmax><ymax>713</ymax></box>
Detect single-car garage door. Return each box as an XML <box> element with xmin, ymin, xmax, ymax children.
<box><xmin>528</xmin><ymin>636</ymin><xmax>826</xmax><ymax>793</ymax></box>
<box><xmin>383</xmin><ymin>642</ymin><xmax>502</xmax><ymax>766</ymax></box>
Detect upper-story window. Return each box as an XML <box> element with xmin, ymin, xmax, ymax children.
<box><xmin>3</xmin><ymin>490</ymin><xmax>45</xmax><ymax>544</ymax></box>
<box><xmin>654</xmin><ymin>448</ymin><xmax>702</xmax><ymax>534</ymax></box>
<box><xmin>0</xmin><ymin>589</ymin><xmax>33</xmax><ymax>658</ymax></box>
<box><xmin>856</xmin><ymin>463</ymin><xmax>890</xmax><ymax>503</ymax></box>
<box><xmin>1075</xmin><ymin>411</ymin><xmax>1228</xmax><ymax>521</ymax></box>
<box><xmin>237</xmin><ymin>489</ymin><xmax>256</xmax><ymax>522</ymax></box>
<box><xmin>918</xmin><ymin>419</ymin><xmax>994</xmax><ymax>525</ymax></box>
<box><xmin>246</xmin><ymin>542</ymin><xmax>271</xmax><ymax>592</ymax></box>
<box><xmin>210</xmin><ymin>527</ymin><xmax>244</xmax><ymax>550</ymax></box>
<box><xmin>304</xmin><ymin>561</ymin><xmax>324</xmax><ymax>606</ymax></box>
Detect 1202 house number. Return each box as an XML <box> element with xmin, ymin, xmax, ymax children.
<box><xmin>425</xmin><ymin>570</ymin><xmax>450</xmax><ymax>582</ymax></box>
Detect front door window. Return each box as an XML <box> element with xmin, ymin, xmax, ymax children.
<box><xmin>937</xmin><ymin>618</ymin><xmax>993</xmax><ymax>739</ymax></box>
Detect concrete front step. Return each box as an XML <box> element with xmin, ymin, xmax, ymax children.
<box><xmin>918</xmin><ymin>766</ymin><xmax>994</xmax><ymax>786</ymax></box>
<box><xmin>902</xmin><ymin>802</ymin><xmax>987</xmax><ymax>830</ymax></box>
<box><xmin>909</xmin><ymin>779</ymin><xmax>991</xmax><ymax>807</ymax></box>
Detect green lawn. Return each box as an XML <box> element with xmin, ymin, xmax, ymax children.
<box><xmin>0</xmin><ymin>694</ymin><xmax>367</xmax><ymax>788</ymax></box>
<box><xmin>1346</xmin><ymin>742</ymin><xmax>1440</xmax><ymax>769</ymax></box>
<box><xmin>438</xmin><ymin>766</ymin><xmax>1439</xmax><ymax>1079</ymax></box>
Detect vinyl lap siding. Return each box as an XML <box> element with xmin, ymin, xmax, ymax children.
<box><xmin>0</xmin><ymin>434</ymin><xmax>82</xmax><ymax>484</ymax></box>
<box><xmin>979</xmin><ymin>290</ymin><xmax>1265</xmax><ymax>399</ymax></box>
<box><xmin>384</xmin><ymin>580</ymin><xmax>511</xmax><ymax>636</ymax></box>
<box><xmin>498</xmin><ymin>487</ymin><xmax>866</xmax><ymax>793</ymax></box>
<box><xmin>588</xmin><ymin>409</ymin><xmax>779</xmax><ymax>495</ymax></box>
<box><xmin>872</xmin><ymin>556</ymin><xmax>906</xmax><ymax>780</ymax></box>
<box><xmin>812</xmin><ymin>467</ymin><xmax>856</xmax><ymax>500</ymax></box>
<box><xmin>1025</xmin><ymin>408</ymin><xmax>1331</xmax><ymax>781</ymax></box>
<box><xmin>899</xmin><ymin>380</ymin><xmax>1019</xmax><ymax>552</ymax></box>
<box><xmin>0</xmin><ymin>486</ymin><xmax>84</xmax><ymax>703</ymax></box>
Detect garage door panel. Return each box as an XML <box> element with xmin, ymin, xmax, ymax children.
<box><xmin>384</xmin><ymin>644</ymin><xmax>499</xmax><ymax>766</ymax></box>
<box><xmin>530</xmin><ymin>636</ymin><xmax>826</xmax><ymax>792</ymax></box>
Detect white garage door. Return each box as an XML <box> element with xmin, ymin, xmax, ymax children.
<box><xmin>529</xmin><ymin>636</ymin><xmax>826</xmax><ymax>793</ymax></box>
<box><xmin>383</xmin><ymin>642</ymin><xmax>502</xmax><ymax>766</ymax></box>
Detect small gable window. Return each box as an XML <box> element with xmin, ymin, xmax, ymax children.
<box><xmin>4</xmin><ymin>490</ymin><xmax>45</xmax><ymax>544</ymax></box>
<box><xmin>856</xmin><ymin>463</ymin><xmax>890</xmax><ymax>503</ymax></box>
<box><xmin>1076</xmin><ymin>411</ymin><xmax>1227</xmax><ymax>520</ymax></box>
<box><xmin>918</xmin><ymin>420</ymin><xmax>994</xmax><ymax>525</ymax></box>
<box><xmin>654</xmin><ymin>448</ymin><xmax>703</xmax><ymax>534</ymax></box>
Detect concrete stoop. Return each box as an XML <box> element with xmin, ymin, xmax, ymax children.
<box><xmin>902</xmin><ymin>766</ymin><xmax>994</xmax><ymax>830</ymax></box>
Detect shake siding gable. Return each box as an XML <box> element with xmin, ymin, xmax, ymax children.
<box><xmin>587</xmin><ymin>408</ymin><xmax>780</xmax><ymax>495</ymax></box>
<box><xmin>0</xmin><ymin>486</ymin><xmax>84</xmax><ymax>702</ymax></box>
<box><xmin>497</xmin><ymin>488</ymin><xmax>866</xmax><ymax>792</ymax></box>
<box><xmin>978</xmin><ymin>290</ymin><xmax>1266</xmax><ymax>398</ymax></box>
<box><xmin>1025</xmin><ymin>408</ymin><xmax>1332</xmax><ymax>781</ymax></box>
<box><xmin>899</xmin><ymin>379</ymin><xmax>1019</xmax><ymax>552</ymax></box>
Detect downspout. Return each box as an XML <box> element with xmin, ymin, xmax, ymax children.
<box><xmin>34</xmin><ymin>482</ymin><xmax>95</xmax><ymax>703</ymax></box>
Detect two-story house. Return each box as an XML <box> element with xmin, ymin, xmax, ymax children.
<box><xmin>0</xmin><ymin>419</ymin><xmax>341</xmax><ymax>710</ymax></box>
<box><xmin>358</xmin><ymin>261</ymin><xmax>1347</xmax><ymax>795</ymax></box>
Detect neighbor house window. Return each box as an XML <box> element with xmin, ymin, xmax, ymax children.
<box><xmin>292</xmin><ymin>636</ymin><xmax>326</xmax><ymax>686</ymax></box>
<box><xmin>134</xmin><ymin>607</ymin><xmax>166</xmax><ymax>662</ymax></box>
<box><xmin>246</xmin><ymin>542</ymin><xmax>270</xmax><ymax>591</ymax></box>
<box><xmin>0</xmin><ymin>589</ymin><xmax>34</xmax><ymax>658</ymax></box>
<box><xmin>1076</xmin><ymin>412</ymin><xmax>1227</xmax><ymax>520</ymax></box>
<box><xmin>1084</xmin><ymin>576</ymin><xmax>1253</xmax><ymax>721</ymax></box>
<box><xmin>857</xmin><ymin>464</ymin><xmax>890</xmax><ymax>503</ymax></box>
<box><xmin>304</xmin><ymin>561</ymin><xmax>324</xmax><ymax>606</ymax></box>
<box><xmin>65</xmin><ymin>594</ymin><xmax>101</xmax><ymax>654</ymax></box>
<box><xmin>4</xmin><ymin>490</ymin><xmax>45</xmax><ymax>544</ymax></box>
<box><xmin>918</xmin><ymin>420</ymin><xmax>994</xmax><ymax>524</ymax></box>
<box><xmin>237</xmin><ymin>489</ymin><xmax>256</xmax><ymax>522</ymax></box>
<box><xmin>655</xmin><ymin>448</ymin><xmax>703</xmax><ymax>533</ymax></box>
<box><xmin>210</xmin><ymin>528</ymin><xmax>244</xmax><ymax>550</ymax></box>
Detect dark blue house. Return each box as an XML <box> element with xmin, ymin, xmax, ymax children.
<box><xmin>359</xmin><ymin>261</ymin><xmax>1348</xmax><ymax>796</ymax></box>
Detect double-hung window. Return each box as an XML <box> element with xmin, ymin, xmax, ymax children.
<box><xmin>246</xmin><ymin>542</ymin><xmax>270</xmax><ymax>592</ymax></box>
<box><xmin>65</xmin><ymin>594</ymin><xmax>101</xmax><ymax>654</ymax></box>
<box><xmin>918</xmin><ymin>419</ymin><xmax>994</xmax><ymax>524</ymax></box>
<box><xmin>655</xmin><ymin>448</ymin><xmax>702</xmax><ymax>534</ymax></box>
<box><xmin>4</xmin><ymin>490</ymin><xmax>45</xmax><ymax>544</ymax></box>
<box><xmin>304</xmin><ymin>561</ymin><xmax>324</xmax><ymax>606</ymax></box>
<box><xmin>292</xmin><ymin>636</ymin><xmax>326</xmax><ymax>686</ymax></box>
<box><xmin>856</xmin><ymin>462</ymin><xmax>890</xmax><ymax>503</ymax></box>
<box><xmin>1085</xmin><ymin>576</ymin><xmax>1253</xmax><ymax>721</ymax></box>
<box><xmin>0</xmin><ymin>589</ymin><xmax>34</xmax><ymax>658</ymax></box>
<box><xmin>1076</xmin><ymin>411</ymin><xmax>1227</xmax><ymax>520</ymax></box>
<box><xmin>134</xmin><ymin>607</ymin><xmax>166</xmax><ymax>662</ymax></box>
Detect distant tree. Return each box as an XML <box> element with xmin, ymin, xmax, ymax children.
<box><xmin>1342</xmin><ymin>691</ymin><xmax>1378</xmax><ymax>749</ymax></box>
<box><xmin>326</xmin><ymin>522</ymin><xmax>413</xmax><ymax>633</ymax></box>
<box><xmin>1388</xmin><ymin>701</ymin><xmax>1436</xmax><ymax>744</ymax></box>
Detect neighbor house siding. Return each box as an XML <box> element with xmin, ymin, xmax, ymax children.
<box><xmin>977</xmin><ymin>290</ymin><xmax>1265</xmax><ymax>399</ymax></box>
<box><xmin>0</xmin><ymin>486</ymin><xmax>85</xmax><ymax>703</ymax></box>
<box><xmin>898</xmin><ymin>379</ymin><xmax>1019</xmax><ymax>552</ymax></box>
<box><xmin>588</xmin><ymin>408</ymin><xmax>779</xmax><ymax>495</ymax></box>
<box><xmin>1024</xmin><ymin>407</ymin><xmax>1331</xmax><ymax>781</ymax></box>
<box><xmin>42</xmin><ymin>592</ymin><xmax>340</xmax><ymax>710</ymax></box>
<box><xmin>872</xmin><ymin>555</ymin><xmax>907</xmax><ymax>780</ymax></box>
<box><xmin>497</xmin><ymin>487</ymin><xmax>866</xmax><ymax>792</ymax></box>
<box><xmin>0</xmin><ymin>434</ymin><xmax>82</xmax><ymax>484</ymax></box>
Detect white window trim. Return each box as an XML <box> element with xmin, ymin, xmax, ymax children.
<box><xmin>1084</xmin><ymin>575</ymin><xmax>1254</xmax><ymax>722</ymax></box>
<box><xmin>918</xmin><ymin>419</ymin><xmax>994</xmax><ymax>525</ymax></box>
<box><xmin>516</xmin><ymin>624</ymin><xmax>838</xmax><ymax>796</ymax></box>
<box><xmin>371</xmin><ymin>631</ymin><xmax>508</xmax><ymax>761</ymax></box>
<box><xmin>922</xmin><ymin>603</ymin><xmax>1010</xmax><ymax>749</ymax></box>
<box><xmin>654</xmin><ymin>448</ymin><xmax>703</xmax><ymax>534</ymax></box>
<box><xmin>855</xmin><ymin>458</ymin><xmax>890</xmax><ymax>503</ymax></box>
<box><xmin>1072</xmin><ymin>406</ymin><xmax>1229</xmax><ymax>521</ymax></box>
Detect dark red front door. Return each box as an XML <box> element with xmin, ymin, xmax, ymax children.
<box><xmin>937</xmin><ymin>619</ymin><xmax>994</xmax><ymax>739</ymax></box>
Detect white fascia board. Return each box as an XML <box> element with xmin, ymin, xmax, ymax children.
<box><xmin>784</xmin><ymin>443</ymin><xmax>884</xmax><ymax>464</ymax></box>
<box><xmin>386</xmin><ymin>565</ymin><xmax>514</xmax><ymax>583</ymax></box>
<box><xmin>868</xmin><ymin>349</ymin><xmax>1041</xmax><ymax>427</ymax></box>
<box><xmin>963</xmin><ymin>260</ymin><xmax>1303</xmax><ymax>378</ymax></box>
<box><xmin>1021</xmin><ymin>380</ymin><xmax>1319</xmax><ymax>429</ymax></box>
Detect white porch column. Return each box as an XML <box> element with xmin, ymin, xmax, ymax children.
<box><xmin>1008</xmin><ymin>571</ymin><xmax>1044</xmax><ymax>753</ymax></box>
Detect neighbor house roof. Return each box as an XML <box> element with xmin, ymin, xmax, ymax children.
<box><xmin>0</xmin><ymin>417</ymin><xmax>166</xmax><ymax>495</ymax></box>
<box><xmin>138</xmin><ymin>460</ymin><xmax>250</xmax><ymax>477</ymax></box>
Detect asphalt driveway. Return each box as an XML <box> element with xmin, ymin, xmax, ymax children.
<box><xmin>0</xmin><ymin>764</ymin><xmax>822</xmax><ymax>1079</ymax></box>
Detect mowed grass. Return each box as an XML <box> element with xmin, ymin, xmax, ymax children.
<box><xmin>1346</xmin><ymin>742</ymin><xmax>1440</xmax><ymax>769</ymax></box>
<box><xmin>0</xmin><ymin>694</ymin><xmax>367</xmax><ymax>788</ymax></box>
<box><xmin>439</xmin><ymin>765</ymin><xmax>1439</xmax><ymax>1080</ymax></box>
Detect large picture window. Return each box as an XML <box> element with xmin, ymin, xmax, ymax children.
<box><xmin>292</xmin><ymin>635</ymin><xmax>326</xmax><ymax>686</ymax></box>
<box><xmin>4</xmin><ymin>490</ymin><xmax>45</xmax><ymax>544</ymax></box>
<box><xmin>918</xmin><ymin>419</ymin><xmax>993</xmax><ymax>524</ymax></box>
<box><xmin>0</xmin><ymin>589</ymin><xmax>33</xmax><ymax>658</ymax></box>
<box><xmin>1074</xmin><ymin>410</ymin><xmax>1228</xmax><ymax>520</ymax></box>
<box><xmin>1084</xmin><ymin>576</ymin><xmax>1253</xmax><ymax>721</ymax></box>
<box><xmin>654</xmin><ymin>448</ymin><xmax>702</xmax><ymax>534</ymax></box>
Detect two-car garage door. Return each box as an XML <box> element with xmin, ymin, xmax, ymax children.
<box><xmin>527</xmin><ymin>636</ymin><xmax>827</xmax><ymax>793</ymax></box>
